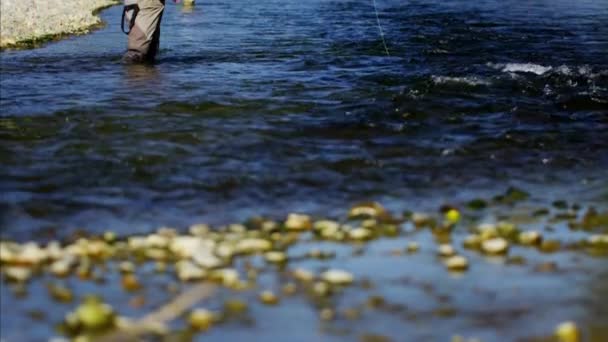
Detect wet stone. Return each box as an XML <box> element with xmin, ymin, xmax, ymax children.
<box><xmin>444</xmin><ymin>255</ymin><xmax>469</xmax><ymax>271</ymax></box>
<box><xmin>259</xmin><ymin>290</ymin><xmax>280</xmax><ymax>305</ymax></box>
<box><xmin>555</xmin><ymin>321</ymin><xmax>580</xmax><ymax>342</ymax></box>
<box><xmin>264</xmin><ymin>251</ymin><xmax>287</xmax><ymax>264</ymax></box>
<box><xmin>293</xmin><ymin>268</ymin><xmax>315</xmax><ymax>282</ymax></box>
<box><xmin>189</xmin><ymin>308</ymin><xmax>216</xmax><ymax>331</ymax></box>
<box><xmin>348</xmin><ymin>228</ymin><xmax>373</xmax><ymax>241</ymax></box>
<box><xmin>72</xmin><ymin>296</ymin><xmax>115</xmax><ymax>330</ymax></box>
<box><xmin>4</xmin><ymin>267</ymin><xmax>32</xmax><ymax>282</ymax></box>
<box><xmin>481</xmin><ymin>237</ymin><xmax>509</xmax><ymax>255</ymax></box>
<box><xmin>285</xmin><ymin>213</ymin><xmax>312</xmax><ymax>231</ymax></box>
<box><xmin>319</xmin><ymin>307</ymin><xmax>335</xmax><ymax>321</ymax></box>
<box><xmin>518</xmin><ymin>230</ymin><xmax>542</xmax><ymax>245</ymax></box>
<box><xmin>348</xmin><ymin>202</ymin><xmax>387</xmax><ymax>219</ymax></box>
<box><xmin>539</xmin><ymin>240</ymin><xmax>561</xmax><ymax>253</ymax></box>
<box><xmin>438</xmin><ymin>244</ymin><xmax>456</xmax><ymax>257</ymax></box>
<box><xmin>321</xmin><ymin>269</ymin><xmax>354</xmax><ymax>285</ymax></box>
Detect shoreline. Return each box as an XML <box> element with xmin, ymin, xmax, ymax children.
<box><xmin>0</xmin><ymin>0</ymin><xmax>120</xmax><ymax>50</ymax></box>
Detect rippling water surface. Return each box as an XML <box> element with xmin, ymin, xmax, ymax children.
<box><xmin>1</xmin><ymin>0</ymin><xmax>608</xmax><ymax>341</ymax></box>
<box><xmin>1</xmin><ymin>0</ymin><xmax>607</xmax><ymax>237</ymax></box>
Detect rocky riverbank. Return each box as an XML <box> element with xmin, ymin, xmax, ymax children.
<box><xmin>2</xmin><ymin>194</ymin><xmax>607</xmax><ymax>341</ymax></box>
<box><xmin>0</xmin><ymin>0</ymin><xmax>119</xmax><ymax>49</ymax></box>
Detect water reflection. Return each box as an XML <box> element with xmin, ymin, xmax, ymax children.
<box><xmin>123</xmin><ymin>63</ymin><xmax>161</xmax><ymax>83</ymax></box>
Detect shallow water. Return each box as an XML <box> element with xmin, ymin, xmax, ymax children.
<box><xmin>1</xmin><ymin>0</ymin><xmax>607</xmax><ymax>237</ymax></box>
<box><xmin>1</xmin><ymin>0</ymin><xmax>608</xmax><ymax>341</ymax></box>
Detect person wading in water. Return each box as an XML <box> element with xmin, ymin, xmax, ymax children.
<box><xmin>122</xmin><ymin>0</ymin><xmax>174</xmax><ymax>63</ymax></box>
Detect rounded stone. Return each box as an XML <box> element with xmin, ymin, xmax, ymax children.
<box><xmin>188</xmin><ymin>308</ymin><xmax>216</xmax><ymax>331</ymax></box>
<box><xmin>437</xmin><ymin>244</ymin><xmax>456</xmax><ymax>257</ymax></box>
<box><xmin>554</xmin><ymin>321</ymin><xmax>580</xmax><ymax>342</ymax></box>
<box><xmin>444</xmin><ymin>255</ymin><xmax>469</xmax><ymax>271</ymax></box>
<box><xmin>293</xmin><ymin>268</ymin><xmax>315</xmax><ymax>282</ymax></box>
<box><xmin>518</xmin><ymin>230</ymin><xmax>542</xmax><ymax>245</ymax></box>
<box><xmin>259</xmin><ymin>290</ymin><xmax>280</xmax><ymax>305</ymax></box>
<box><xmin>321</xmin><ymin>269</ymin><xmax>354</xmax><ymax>285</ymax></box>
<box><xmin>74</xmin><ymin>297</ymin><xmax>114</xmax><ymax>330</ymax></box>
<box><xmin>264</xmin><ymin>251</ymin><xmax>288</xmax><ymax>264</ymax></box>
<box><xmin>481</xmin><ymin>237</ymin><xmax>509</xmax><ymax>255</ymax></box>
<box><xmin>235</xmin><ymin>238</ymin><xmax>272</xmax><ymax>254</ymax></box>
<box><xmin>319</xmin><ymin>308</ymin><xmax>335</xmax><ymax>321</ymax></box>
<box><xmin>406</xmin><ymin>242</ymin><xmax>420</xmax><ymax>253</ymax></box>
<box><xmin>348</xmin><ymin>228</ymin><xmax>373</xmax><ymax>241</ymax></box>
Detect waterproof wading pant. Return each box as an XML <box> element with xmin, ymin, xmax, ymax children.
<box><xmin>127</xmin><ymin>0</ymin><xmax>165</xmax><ymax>61</ymax></box>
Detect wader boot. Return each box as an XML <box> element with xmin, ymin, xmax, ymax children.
<box><xmin>122</xmin><ymin>0</ymin><xmax>165</xmax><ymax>63</ymax></box>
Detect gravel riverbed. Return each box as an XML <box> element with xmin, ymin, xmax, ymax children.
<box><xmin>0</xmin><ymin>0</ymin><xmax>119</xmax><ymax>48</ymax></box>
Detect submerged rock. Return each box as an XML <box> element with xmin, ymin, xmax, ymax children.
<box><xmin>321</xmin><ymin>269</ymin><xmax>354</xmax><ymax>285</ymax></box>
<box><xmin>444</xmin><ymin>255</ymin><xmax>469</xmax><ymax>271</ymax></box>
<box><xmin>554</xmin><ymin>321</ymin><xmax>580</xmax><ymax>342</ymax></box>
<box><xmin>348</xmin><ymin>202</ymin><xmax>387</xmax><ymax>219</ymax></box>
<box><xmin>72</xmin><ymin>296</ymin><xmax>115</xmax><ymax>330</ymax></box>
<box><xmin>285</xmin><ymin>213</ymin><xmax>312</xmax><ymax>231</ymax></box>
<box><xmin>438</xmin><ymin>244</ymin><xmax>456</xmax><ymax>257</ymax></box>
<box><xmin>264</xmin><ymin>251</ymin><xmax>287</xmax><ymax>264</ymax></box>
<box><xmin>235</xmin><ymin>238</ymin><xmax>272</xmax><ymax>254</ymax></box>
<box><xmin>188</xmin><ymin>308</ymin><xmax>216</xmax><ymax>331</ymax></box>
<box><xmin>518</xmin><ymin>230</ymin><xmax>542</xmax><ymax>245</ymax></box>
<box><xmin>259</xmin><ymin>290</ymin><xmax>280</xmax><ymax>305</ymax></box>
<box><xmin>481</xmin><ymin>238</ymin><xmax>509</xmax><ymax>255</ymax></box>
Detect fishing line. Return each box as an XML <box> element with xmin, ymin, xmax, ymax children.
<box><xmin>372</xmin><ymin>0</ymin><xmax>390</xmax><ymax>56</ymax></box>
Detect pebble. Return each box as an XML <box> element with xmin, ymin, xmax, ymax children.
<box><xmin>463</xmin><ymin>235</ymin><xmax>482</xmax><ymax>249</ymax></box>
<box><xmin>313</xmin><ymin>220</ymin><xmax>340</xmax><ymax>232</ymax></box>
<box><xmin>349</xmin><ymin>202</ymin><xmax>386</xmax><ymax>219</ymax></box>
<box><xmin>476</xmin><ymin>223</ymin><xmax>498</xmax><ymax>240</ymax></box>
<box><xmin>348</xmin><ymin>227</ymin><xmax>373</xmax><ymax>241</ymax></box>
<box><xmin>175</xmin><ymin>260</ymin><xmax>206</xmax><ymax>281</ymax></box>
<box><xmin>293</xmin><ymin>268</ymin><xmax>315</xmax><ymax>282</ymax></box>
<box><xmin>518</xmin><ymin>230</ymin><xmax>542</xmax><ymax>245</ymax></box>
<box><xmin>264</xmin><ymin>251</ymin><xmax>287</xmax><ymax>264</ymax></box>
<box><xmin>235</xmin><ymin>238</ymin><xmax>272</xmax><ymax>254</ymax></box>
<box><xmin>313</xmin><ymin>281</ymin><xmax>331</xmax><ymax>296</ymax></box>
<box><xmin>444</xmin><ymin>209</ymin><xmax>461</xmax><ymax>224</ymax></box>
<box><xmin>74</xmin><ymin>296</ymin><xmax>114</xmax><ymax>330</ymax></box>
<box><xmin>406</xmin><ymin>242</ymin><xmax>420</xmax><ymax>253</ymax></box>
<box><xmin>50</xmin><ymin>256</ymin><xmax>76</xmax><ymax>277</ymax></box>
<box><xmin>587</xmin><ymin>234</ymin><xmax>608</xmax><ymax>247</ymax></box>
<box><xmin>259</xmin><ymin>290</ymin><xmax>280</xmax><ymax>305</ymax></box>
<box><xmin>223</xmin><ymin>299</ymin><xmax>248</xmax><ymax>314</ymax></box>
<box><xmin>4</xmin><ymin>267</ymin><xmax>32</xmax><ymax>282</ymax></box>
<box><xmin>188</xmin><ymin>308</ymin><xmax>216</xmax><ymax>331</ymax></box>
<box><xmin>319</xmin><ymin>307</ymin><xmax>335</xmax><ymax>321</ymax></box>
<box><xmin>118</xmin><ymin>261</ymin><xmax>135</xmax><ymax>274</ymax></box>
<box><xmin>189</xmin><ymin>223</ymin><xmax>211</xmax><ymax>236</ymax></box>
<box><xmin>169</xmin><ymin>237</ymin><xmax>208</xmax><ymax>258</ymax></box>
<box><xmin>481</xmin><ymin>237</ymin><xmax>509</xmax><ymax>255</ymax></box>
<box><xmin>145</xmin><ymin>234</ymin><xmax>169</xmax><ymax>249</ymax></box>
<box><xmin>48</xmin><ymin>283</ymin><xmax>73</xmax><ymax>302</ymax></box>
<box><xmin>211</xmin><ymin>268</ymin><xmax>240</xmax><ymax>287</ymax></box>
<box><xmin>285</xmin><ymin>213</ymin><xmax>312</xmax><ymax>231</ymax></box>
<box><xmin>539</xmin><ymin>240</ymin><xmax>561</xmax><ymax>253</ymax></box>
<box><xmin>121</xmin><ymin>274</ymin><xmax>141</xmax><ymax>291</ymax></box>
<box><xmin>438</xmin><ymin>244</ymin><xmax>456</xmax><ymax>257</ymax></box>
<box><xmin>444</xmin><ymin>255</ymin><xmax>469</xmax><ymax>271</ymax></box>
<box><xmin>554</xmin><ymin>321</ymin><xmax>580</xmax><ymax>342</ymax></box>
<box><xmin>321</xmin><ymin>269</ymin><xmax>354</xmax><ymax>285</ymax></box>
<box><xmin>18</xmin><ymin>242</ymin><xmax>48</xmax><ymax>264</ymax></box>
<box><xmin>412</xmin><ymin>212</ymin><xmax>433</xmax><ymax>226</ymax></box>
<box><xmin>192</xmin><ymin>249</ymin><xmax>224</xmax><ymax>269</ymax></box>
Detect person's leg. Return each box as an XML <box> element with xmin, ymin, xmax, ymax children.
<box><xmin>145</xmin><ymin>9</ymin><xmax>164</xmax><ymax>62</ymax></box>
<box><xmin>123</xmin><ymin>0</ymin><xmax>165</xmax><ymax>63</ymax></box>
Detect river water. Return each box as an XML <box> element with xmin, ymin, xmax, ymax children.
<box><xmin>0</xmin><ymin>0</ymin><xmax>607</xmax><ymax>341</ymax></box>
